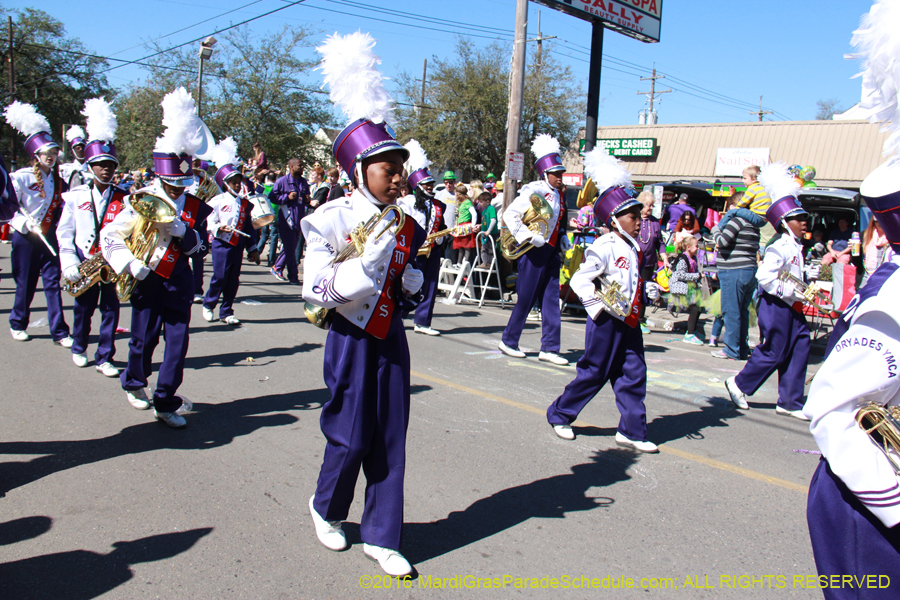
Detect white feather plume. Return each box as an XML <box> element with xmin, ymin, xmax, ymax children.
<box><xmin>316</xmin><ymin>31</ymin><xmax>394</xmax><ymax>125</ymax></box>
<box><xmin>531</xmin><ymin>133</ymin><xmax>560</xmax><ymax>159</ymax></box>
<box><xmin>847</xmin><ymin>0</ymin><xmax>900</xmax><ymax>163</ymax></box>
<box><xmin>3</xmin><ymin>101</ymin><xmax>51</xmax><ymax>137</ymax></box>
<box><xmin>758</xmin><ymin>161</ymin><xmax>800</xmax><ymax>201</ymax></box>
<box><xmin>153</xmin><ymin>87</ymin><xmax>204</xmax><ymax>156</ymax></box>
<box><xmin>404</xmin><ymin>139</ymin><xmax>431</xmax><ymax>173</ymax></box>
<box><xmin>66</xmin><ymin>125</ymin><xmax>85</xmax><ymax>143</ymax></box>
<box><xmin>211</xmin><ymin>136</ymin><xmax>240</xmax><ymax>169</ymax></box>
<box><xmin>582</xmin><ymin>147</ymin><xmax>633</xmax><ymax>192</ymax></box>
<box><xmin>81</xmin><ymin>98</ymin><xmax>117</xmax><ymax>142</ymax></box>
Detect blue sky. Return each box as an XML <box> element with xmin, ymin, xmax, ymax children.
<box><xmin>23</xmin><ymin>0</ymin><xmax>870</xmax><ymax>126</ymax></box>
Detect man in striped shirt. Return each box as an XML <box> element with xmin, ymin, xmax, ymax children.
<box><xmin>711</xmin><ymin>192</ymin><xmax>761</xmax><ymax>360</ymax></box>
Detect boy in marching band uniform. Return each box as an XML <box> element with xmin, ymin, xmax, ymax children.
<box><xmin>202</xmin><ymin>138</ymin><xmax>260</xmax><ymax>325</ymax></box>
<box><xmin>546</xmin><ymin>148</ymin><xmax>658</xmax><ymax>453</ymax></box>
<box><xmin>187</xmin><ymin>158</ymin><xmax>213</xmax><ymax>304</ymax></box>
<box><xmin>58</xmin><ymin>98</ymin><xmax>124</xmax><ymax>377</ymax></box>
<box><xmin>59</xmin><ymin>125</ymin><xmax>90</xmax><ymax>189</ymax></box>
<box><xmin>101</xmin><ymin>88</ymin><xmax>212</xmax><ymax>428</ymax></box>
<box><xmin>725</xmin><ymin>162</ymin><xmax>811</xmax><ymax>420</ymax></box>
<box><xmin>302</xmin><ymin>32</ymin><xmax>425</xmax><ymax>578</ymax></box>
<box><xmin>397</xmin><ymin>139</ymin><xmax>447</xmax><ymax>336</ymax></box>
<box><xmin>498</xmin><ymin>133</ymin><xmax>571</xmax><ymax>366</ymax></box>
<box><xmin>3</xmin><ymin>101</ymin><xmax>73</xmax><ymax>346</ymax></box>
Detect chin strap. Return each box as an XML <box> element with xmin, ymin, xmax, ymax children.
<box><xmin>354</xmin><ymin>161</ymin><xmax>387</xmax><ymax>207</ymax></box>
<box><xmin>610</xmin><ymin>214</ymin><xmax>642</xmax><ymax>255</ymax></box>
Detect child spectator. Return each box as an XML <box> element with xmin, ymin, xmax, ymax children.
<box><xmin>717</xmin><ymin>165</ymin><xmax>770</xmax><ymax>230</ymax></box>
<box><xmin>668</xmin><ymin>236</ymin><xmax>704</xmax><ymax>344</ymax></box>
<box><xmin>453</xmin><ymin>184</ymin><xmax>477</xmax><ymax>265</ymax></box>
<box><xmin>477</xmin><ymin>191</ymin><xmax>497</xmax><ymax>268</ymax></box>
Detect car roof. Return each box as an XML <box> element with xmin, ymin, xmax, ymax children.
<box><xmin>797</xmin><ymin>187</ymin><xmax>859</xmax><ymax>208</ymax></box>
<box><xmin>654</xmin><ymin>181</ymin><xmax>716</xmax><ymax>207</ymax></box>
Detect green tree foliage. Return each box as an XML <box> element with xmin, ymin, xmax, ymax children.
<box><xmin>392</xmin><ymin>38</ymin><xmax>583</xmax><ymax>183</ymax></box>
<box><xmin>0</xmin><ymin>6</ymin><xmax>111</xmax><ymax>167</ymax></box>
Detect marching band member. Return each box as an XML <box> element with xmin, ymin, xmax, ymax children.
<box><xmin>202</xmin><ymin>138</ymin><xmax>260</xmax><ymax>325</ymax></box>
<box><xmin>498</xmin><ymin>133</ymin><xmax>571</xmax><ymax>366</ymax></box>
<box><xmin>302</xmin><ymin>32</ymin><xmax>425</xmax><ymax>578</ymax></box>
<box><xmin>806</xmin><ymin>4</ymin><xmax>900</xmax><ymax>589</ymax></box>
<box><xmin>545</xmin><ymin>148</ymin><xmax>657</xmax><ymax>452</ymax></box>
<box><xmin>724</xmin><ymin>162</ymin><xmax>811</xmax><ymax>420</ymax></box>
<box><xmin>3</xmin><ymin>101</ymin><xmax>72</xmax><ymax>346</ymax></box>
<box><xmin>101</xmin><ymin>87</ymin><xmax>212</xmax><ymax>428</ymax></box>
<box><xmin>397</xmin><ymin>139</ymin><xmax>447</xmax><ymax>336</ymax></box>
<box><xmin>187</xmin><ymin>158</ymin><xmax>213</xmax><ymax>303</ymax></box>
<box><xmin>58</xmin><ymin>97</ymin><xmax>124</xmax><ymax>377</ymax></box>
<box><xmin>59</xmin><ymin>125</ymin><xmax>90</xmax><ymax>189</ymax></box>
<box><xmin>0</xmin><ymin>154</ymin><xmax>17</xmax><ymax>224</ymax></box>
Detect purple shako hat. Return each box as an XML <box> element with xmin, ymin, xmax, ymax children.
<box><xmin>215</xmin><ymin>163</ymin><xmax>241</xmax><ymax>189</ymax></box>
<box><xmin>84</xmin><ymin>140</ymin><xmax>118</xmax><ymax>166</ymax></box>
<box><xmin>534</xmin><ymin>152</ymin><xmax>564</xmax><ymax>177</ymax></box>
<box><xmin>152</xmin><ymin>152</ymin><xmax>194</xmax><ymax>187</ymax></box>
<box><xmin>407</xmin><ymin>167</ymin><xmax>434</xmax><ymax>190</ymax></box>
<box><xmin>766</xmin><ymin>194</ymin><xmax>807</xmax><ymax>229</ymax></box>
<box><xmin>593</xmin><ymin>186</ymin><xmax>640</xmax><ymax>226</ymax></box>
<box><xmin>25</xmin><ymin>132</ymin><xmax>59</xmax><ymax>157</ymax></box>
<box><xmin>332</xmin><ymin>118</ymin><xmax>409</xmax><ymax>182</ymax></box>
<box><xmin>861</xmin><ymin>162</ymin><xmax>900</xmax><ymax>253</ymax></box>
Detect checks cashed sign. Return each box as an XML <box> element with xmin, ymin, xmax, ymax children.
<box><xmin>531</xmin><ymin>0</ymin><xmax>662</xmax><ymax>43</ymax></box>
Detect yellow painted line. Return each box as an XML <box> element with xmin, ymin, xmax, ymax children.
<box><xmin>411</xmin><ymin>370</ymin><xmax>808</xmax><ymax>495</ymax></box>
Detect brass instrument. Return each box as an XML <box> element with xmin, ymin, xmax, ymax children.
<box><xmin>115</xmin><ymin>191</ymin><xmax>178</xmax><ymax>302</ymax></box>
<box><xmin>594</xmin><ymin>274</ymin><xmax>631</xmax><ymax>318</ymax></box>
<box><xmin>417</xmin><ymin>223</ymin><xmax>478</xmax><ymax>257</ymax></box>
<box><xmin>303</xmin><ymin>205</ymin><xmax>406</xmax><ymax>329</ymax></box>
<box><xmin>62</xmin><ymin>253</ymin><xmax>118</xmax><ymax>297</ymax></box>
<box><xmin>194</xmin><ymin>174</ymin><xmax>220</xmax><ymax>202</ymax></box>
<box><xmin>777</xmin><ymin>270</ymin><xmax>833</xmax><ymax>312</ymax></box>
<box><xmin>576</xmin><ymin>177</ymin><xmax>598</xmax><ymax>209</ymax></box>
<box><xmin>499</xmin><ymin>194</ymin><xmax>554</xmax><ymax>260</ymax></box>
<box><xmin>856</xmin><ymin>402</ymin><xmax>900</xmax><ymax>475</ymax></box>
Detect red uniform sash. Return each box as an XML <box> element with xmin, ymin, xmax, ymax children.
<box><xmin>89</xmin><ymin>190</ymin><xmax>127</xmax><ymax>255</ymax></box>
<box><xmin>547</xmin><ymin>193</ymin><xmax>566</xmax><ymax>247</ymax></box>
<box><xmin>226</xmin><ymin>197</ymin><xmax>250</xmax><ymax>246</ymax></box>
<box><xmin>155</xmin><ymin>194</ymin><xmax>202</xmax><ymax>279</ymax></box>
<box><xmin>624</xmin><ymin>249</ymin><xmax>644</xmax><ymax>328</ymax></box>
<box><xmin>364</xmin><ymin>216</ymin><xmax>416</xmax><ymax>340</ymax></box>
<box><xmin>40</xmin><ymin>181</ymin><xmax>64</xmax><ymax>234</ymax></box>
<box><xmin>430</xmin><ymin>201</ymin><xmax>444</xmax><ymax>236</ymax></box>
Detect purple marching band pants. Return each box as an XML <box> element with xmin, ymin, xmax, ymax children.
<box><xmin>501</xmin><ymin>243</ymin><xmax>561</xmax><ymax>353</ymax></box>
<box><xmin>413</xmin><ymin>246</ymin><xmax>442</xmax><ymax>328</ymax></box>
<box><xmin>204</xmin><ymin>238</ymin><xmax>245</xmax><ymax>319</ymax></box>
<box><xmin>9</xmin><ymin>229</ymin><xmax>70</xmax><ymax>341</ymax></box>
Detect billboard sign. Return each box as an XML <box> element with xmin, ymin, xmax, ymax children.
<box><xmin>530</xmin><ymin>0</ymin><xmax>662</xmax><ymax>43</ymax></box>
<box><xmin>714</xmin><ymin>148</ymin><xmax>771</xmax><ymax>177</ymax></box>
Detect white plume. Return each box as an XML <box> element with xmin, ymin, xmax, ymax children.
<box><xmin>3</xmin><ymin>101</ymin><xmax>51</xmax><ymax>137</ymax></box>
<box><xmin>154</xmin><ymin>87</ymin><xmax>204</xmax><ymax>156</ymax></box>
<box><xmin>211</xmin><ymin>136</ymin><xmax>240</xmax><ymax>169</ymax></box>
<box><xmin>582</xmin><ymin>147</ymin><xmax>633</xmax><ymax>192</ymax></box>
<box><xmin>81</xmin><ymin>98</ymin><xmax>117</xmax><ymax>142</ymax></box>
<box><xmin>66</xmin><ymin>125</ymin><xmax>85</xmax><ymax>143</ymax></box>
<box><xmin>847</xmin><ymin>0</ymin><xmax>900</xmax><ymax>163</ymax></box>
<box><xmin>531</xmin><ymin>133</ymin><xmax>560</xmax><ymax>159</ymax></box>
<box><xmin>404</xmin><ymin>139</ymin><xmax>431</xmax><ymax>173</ymax></box>
<box><xmin>316</xmin><ymin>31</ymin><xmax>394</xmax><ymax>125</ymax></box>
<box><xmin>758</xmin><ymin>161</ymin><xmax>800</xmax><ymax>201</ymax></box>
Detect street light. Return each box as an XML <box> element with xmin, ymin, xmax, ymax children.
<box><xmin>197</xmin><ymin>36</ymin><xmax>217</xmax><ymax>117</ymax></box>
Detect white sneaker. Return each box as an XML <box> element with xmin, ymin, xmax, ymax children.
<box><xmin>615</xmin><ymin>432</ymin><xmax>659</xmax><ymax>453</ymax></box>
<box><xmin>414</xmin><ymin>324</ymin><xmax>441</xmax><ymax>336</ymax></box>
<box><xmin>193</xmin><ymin>295</ymin><xmax>203</xmax><ymax>304</ymax></box>
<box><xmin>72</xmin><ymin>353</ymin><xmax>88</xmax><ymax>368</ymax></box>
<box><xmin>539</xmin><ymin>351</ymin><xmax>569</xmax><ymax>366</ymax></box>
<box><xmin>222</xmin><ymin>315</ymin><xmax>240</xmax><ymax>325</ymax></box>
<box><xmin>526</xmin><ymin>310</ymin><xmax>541</xmax><ymax>322</ymax></box>
<box><xmin>498</xmin><ymin>340</ymin><xmax>525</xmax><ymax>358</ymax></box>
<box><xmin>96</xmin><ymin>362</ymin><xmax>120</xmax><ymax>377</ymax></box>
<box><xmin>175</xmin><ymin>396</ymin><xmax>193</xmax><ymax>415</ymax></box>
<box><xmin>309</xmin><ymin>496</ymin><xmax>348</xmax><ymax>551</ymax></box>
<box><xmin>154</xmin><ymin>410</ymin><xmax>187</xmax><ymax>428</ymax></box>
<box><xmin>725</xmin><ymin>376</ymin><xmax>749</xmax><ymax>409</ymax></box>
<box><xmin>125</xmin><ymin>388</ymin><xmax>151</xmax><ymax>410</ymax></box>
<box><xmin>10</xmin><ymin>328</ymin><xmax>30</xmax><ymax>341</ymax></box>
<box><xmin>552</xmin><ymin>424</ymin><xmax>575</xmax><ymax>440</ymax></box>
<box><xmin>363</xmin><ymin>543</ymin><xmax>413</xmax><ymax>577</ymax></box>
<box><xmin>54</xmin><ymin>336</ymin><xmax>74</xmax><ymax>348</ymax></box>
<box><xmin>202</xmin><ymin>307</ymin><xmax>216</xmax><ymax>322</ymax></box>
<box><xmin>775</xmin><ymin>405</ymin><xmax>811</xmax><ymax>421</ymax></box>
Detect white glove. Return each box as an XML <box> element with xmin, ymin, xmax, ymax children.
<box><xmin>360</xmin><ymin>231</ymin><xmax>397</xmax><ymax>274</ymax></box>
<box><xmin>64</xmin><ymin>266</ymin><xmax>82</xmax><ymax>283</ymax></box>
<box><xmin>129</xmin><ymin>259</ymin><xmax>151</xmax><ymax>281</ymax></box>
<box><xmin>401</xmin><ymin>264</ymin><xmax>424</xmax><ymax>295</ymax></box>
<box><xmin>530</xmin><ymin>232</ymin><xmax>546</xmax><ymax>248</ymax></box>
<box><xmin>166</xmin><ymin>218</ymin><xmax>187</xmax><ymax>238</ymax></box>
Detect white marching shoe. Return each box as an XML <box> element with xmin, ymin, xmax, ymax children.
<box><xmin>363</xmin><ymin>544</ymin><xmax>413</xmax><ymax>577</ymax></box>
<box><xmin>96</xmin><ymin>362</ymin><xmax>120</xmax><ymax>378</ymax></box>
<box><xmin>222</xmin><ymin>315</ymin><xmax>241</xmax><ymax>325</ymax></box>
<box><xmin>72</xmin><ymin>353</ymin><xmax>88</xmax><ymax>368</ymax></box>
<box><xmin>552</xmin><ymin>424</ymin><xmax>575</xmax><ymax>440</ymax></box>
<box><xmin>414</xmin><ymin>324</ymin><xmax>440</xmax><ymax>336</ymax></box>
<box><xmin>125</xmin><ymin>388</ymin><xmax>151</xmax><ymax>410</ymax></box>
<box><xmin>309</xmin><ymin>496</ymin><xmax>348</xmax><ymax>551</ymax></box>
<box><xmin>202</xmin><ymin>307</ymin><xmax>216</xmax><ymax>322</ymax></box>
<box><xmin>498</xmin><ymin>340</ymin><xmax>525</xmax><ymax>358</ymax></box>
<box><xmin>54</xmin><ymin>336</ymin><xmax>74</xmax><ymax>348</ymax></box>
<box><xmin>10</xmin><ymin>328</ymin><xmax>30</xmax><ymax>341</ymax></box>
<box><xmin>154</xmin><ymin>410</ymin><xmax>187</xmax><ymax>428</ymax></box>
<box><xmin>775</xmin><ymin>406</ymin><xmax>811</xmax><ymax>421</ymax></box>
<box><xmin>539</xmin><ymin>351</ymin><xmax>569</xmax><ymax>366</ymax></box>
<box><xmin>725</xmin><ymin>376</ymin><xmax>749</xmax><ymax>410</ymax></box>
<box><xmin>615</xmin><ymin>432</ymin><xmax>659</xmax><ymax>454</ymax></box>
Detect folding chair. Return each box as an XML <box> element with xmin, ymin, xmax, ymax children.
<box><xmin>458</xmin><ymin>232</ymin><xmax>506</xmax><ymax>308</ymax></box>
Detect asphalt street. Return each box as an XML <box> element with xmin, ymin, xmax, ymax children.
<box><xmin>0</xmin><ymin>244</ymin><xmax>833</xmax><ymax>600</ymax></box>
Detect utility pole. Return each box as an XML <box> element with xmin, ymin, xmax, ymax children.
<box><xmin>584</xmin><ymin>23</ymin><xmax>603</xmax><ymax>153</ymax></box>
<box><xmin>637</xmin><ymin>67</ymin><xmax>671</xmax><ymax>124</ymax></box>
<box><xmin>503</xmin><ymin>0</ymin><xmax>527</xmax><ymax>211</ymax></box>
<box><xmin>750</xmin><ymin>96</ymin><xmax>773</xmax><ymax>122</ymax></box>
<box><xmin>420</xmin><ymin>58</ymin><xmax>427</xmax><ymax>109</ymax></box>
<box><xmin>7</xmin><ymin>16</ymin><xmax>14</xmax><ymax>167</ymax></box>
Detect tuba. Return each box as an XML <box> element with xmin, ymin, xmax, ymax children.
<box><xmin>303</xmin><ymin>205</ymin><xmax>406</xmax><ymax>329</ymax></box>
<box><xmin>856</xmin><ymin>402</ymin><xmax>900</xmax><ymax>475</ymax></box>
<box><xmin>62</xmin><ymin>253</ymin><xmax>118</xmax><ymax>297</ymax></box>
<box><xmin>115</xmin><ymin>191</ymin><xmax>179</xmax><ymax>302</ymax></box>
<box><xmin>499</xmin><ymin>193</ymin><xmax>554</xmax><ymax>260</ymax></box>
<box><xmin>777</xmin><ymin>270</ymin><xmax>833</xmax><ymax>312</ymax></box>
<box><xmin>194</xmin><ymin>174</ymin><xmax>221</xmax><ymax>203</ymax></box>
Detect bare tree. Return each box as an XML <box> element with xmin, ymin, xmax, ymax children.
<box><xmin>815</xmin><ymin>98</ymin><xmax>843</xmax><ymax>120</ymax></box>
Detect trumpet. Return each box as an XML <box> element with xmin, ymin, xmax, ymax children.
<box><xmin>417</xmin><ymin>223</ymin><xmax>478</xmax><ymax>257</ymax></box>
<box><xmin>594</xmin><ymin>274</ymin><xmax>631</xmax><ymax>318</ymax></box>
<box><xmin>856</xmin><ymin>402</ymin><xmax>900</xmax><ymax>475</ymax></box>
<box><xmin>116</xmin><ymin>191</ymin><xmax>178</xmax><ymax>301</ymax></box>
<box><xmin>62</xmin><ymin>253</ymin><xmax>118</xmax><ymax>297</ymax></box>
<box><xmin>304</xmin><ymin>205</ymin><xmax>406</xmax><ymax>329</ymax></box>
<box><xmin>777</xmin><ymin>270</ymin><xmax>833</xmax><ymax>312</ymax></box>
<box><xmin>499</xmin><ymin>194</ymin><xmax>553</xmax><ymax>260</ymax></box>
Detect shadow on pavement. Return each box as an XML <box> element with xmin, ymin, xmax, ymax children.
<box><xmin>0</xmin><ymin>516</ymin><xmax>52</xmax><ymax>546</ymax></box>
<box><xmin>182</xmin><ymin>342</ymin><xmax>321</xmax><ymax>369</ymax></box>
<box><xmin>648</xmin><ymin>400</ymin><xmax>742</xmax><ymax>444</ymax></box>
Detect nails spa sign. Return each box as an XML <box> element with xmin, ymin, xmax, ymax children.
<box><xmin>531</xmin><ymin>0</ymin><xmax>662</xmax><ymax>43</ymax></box>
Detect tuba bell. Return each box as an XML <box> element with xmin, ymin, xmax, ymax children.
<box><xmin>115</xmin><ymin>191</ymin><xmax>179</xmax><ymax>302</ymax></box>
<box><xmin>499</xmin><ymin>193</ymin><xmax>554</xmax><ymax>260</ymax></box>
<box><xmin>194</xmin><ymin>174</ymin><xmax>221</xmax><ymax>203</ymax></box>
<box><xmin>856</xmin><ymin>402</ymin><xmax>900</xmax><ymax>475</ymax></box>
<box><xmin>303</xmin><ymin>205</ymin><xmax>406</xmax><ymax>329</ymax></box>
